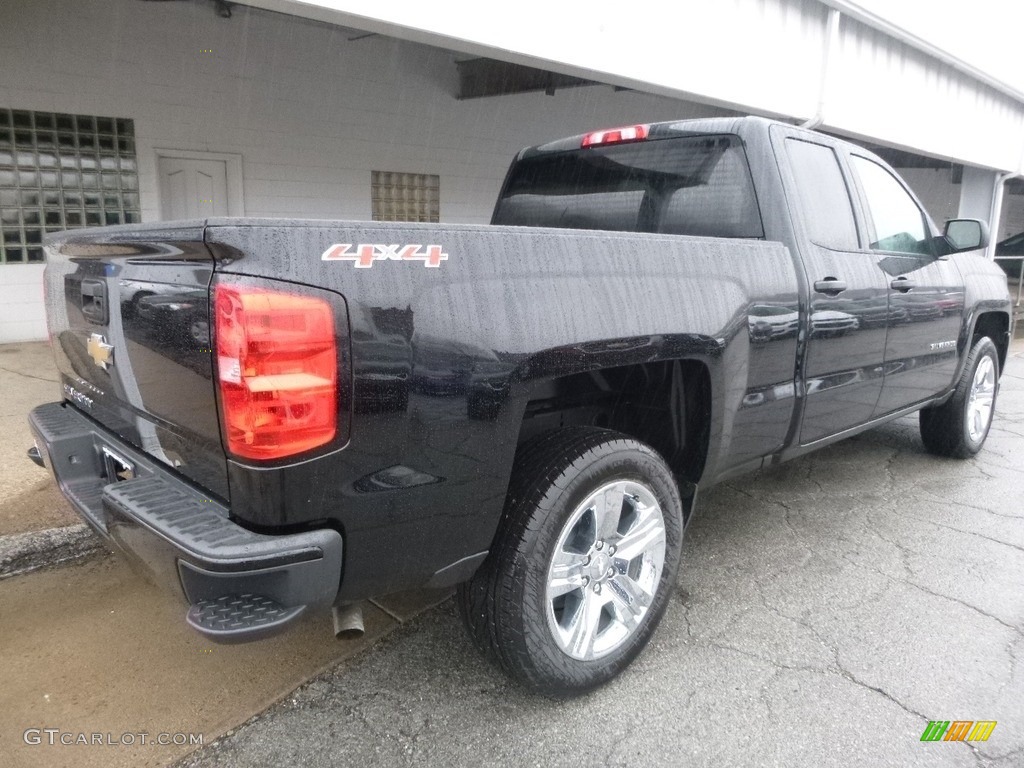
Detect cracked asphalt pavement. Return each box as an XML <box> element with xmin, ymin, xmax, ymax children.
<box><xmin>180</xmin><ymin>344</ymin><xmax>1024</xmax><ymax>768</ymax></box>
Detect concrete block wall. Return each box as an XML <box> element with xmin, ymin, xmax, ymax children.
<box><xmin>0</xmin><ymin>0</ymin><xmax>726</xmax><ymax>342</ymax></box>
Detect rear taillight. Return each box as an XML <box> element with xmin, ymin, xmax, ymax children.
<box><xmin>214</xmin><ymin>282</ymin><xmax>338</xmax><ymax>460</ymax></box>
<box><xmin>581</xmin><ymin>124</ymin><xmax>649</xmax><ymax>148</ymax></box>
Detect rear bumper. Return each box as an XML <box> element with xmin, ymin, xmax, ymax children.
<box><xmin>28</xmin><ymin>401</ymin><xmax>343</xmax><ymax>642</ymax></box>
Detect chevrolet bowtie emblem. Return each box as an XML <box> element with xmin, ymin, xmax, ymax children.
<box><xmin>87</xmin><ymin>333</ymin><xmax>114</xmax><ymax>370</ymax></box>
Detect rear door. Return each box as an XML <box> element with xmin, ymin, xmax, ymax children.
<box><xmin>846</xmin><ymin>154</ymin><xmax>966</xmax><ymax>413</ymax></box>
<box><xmin>777</xmin><ymin>131</ymin><xmax>889</xmax><ymax>444</ymax></box>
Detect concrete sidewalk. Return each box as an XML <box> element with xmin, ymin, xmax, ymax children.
<box><xmin>0</xmin><ymin>342</ymin><xmax>96</xmax><ymax>579</ymax></box>
<box><xmin>0</xmin><ymin>342</ymin><xmax>452</xmax><ymax>768</ymax></box>
<box><xmin>0</xmin><ymin>342</ymin><xmax>77</xmax><ymax>537</ymax></box>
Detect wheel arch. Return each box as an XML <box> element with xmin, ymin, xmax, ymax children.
<box><xmin>970</xmin><ymin>310</ymin><xmax>1011</xmax><ymax>375</ymax></box>
<box><xmin>514</xmin><ymin>357</ymin><xmax>714</xmax><ymax>493</ymax></box>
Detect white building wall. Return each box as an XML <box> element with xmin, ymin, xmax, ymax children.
<box><xmin>4</xmin><ymin>0</ymin><xmax>1022</xmax><ymax>343</ymax></box>
<box><xmin>896</xmin><ymin>168</ymin><xmax>961</xmax><ymax>228</ymax></box>
<box><xmin>827</xmin><ymin>16</ymin><xmax>1024</xmax><ymax>174</ymax></box>
<box><xmin>0</xmin><ymin>0</ymin><xmax>728</xmax><ymax>342</ymax></box>
<box><xmin>0</xmin><ymin>265</ymin><xmax>47</xmax><ymax>343</ymax></box>
<box><xmin>249</xmin><ymin>0</ymin><xmax>1024</xmax><ymax>174</ymax></box>
<box><xmin>247</xmin><ymin>0</ymin><xmax>831</xmax><ymax>124</ymax></box>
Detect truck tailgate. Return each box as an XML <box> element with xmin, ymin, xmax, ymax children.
<box><xmin>42</xmin><ymin>222</ymin><xmax>228</xmax><ymax>500</ymax></box>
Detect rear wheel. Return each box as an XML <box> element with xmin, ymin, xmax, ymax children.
<box><xmin>457</xmin><ymin>427</ymin><xmax>684</xmax><ymax>695</ymax></box>
<box><xmin>920</xmin><ymin>336</ymin><xmax>999</xmax><ymax>458</ymax></box>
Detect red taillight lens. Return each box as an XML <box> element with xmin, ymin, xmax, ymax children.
<box><xmin>581</xmin><ymin>124</ymin><xmax>650</xmax><ymax>148</ymax></box>
<box><xmin>215</xmin><ymin>283</ymin><xmax>338</xmax><ymax>460</ymax></box>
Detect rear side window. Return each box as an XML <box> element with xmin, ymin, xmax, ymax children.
<box><xmin>492</xmin><ymin>134</ymin><xmax>763</xmax><ymax>239</ymax></box>
<box><xmin>785</xmin><ymin>139</ymin><xmax>859</xmax><ymax>251</ymax></box>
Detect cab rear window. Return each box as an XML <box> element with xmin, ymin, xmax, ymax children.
<box><xmin>492</xmin><ymin>134</ymin><xmax>764</xmax><ymax>239</ymax></box>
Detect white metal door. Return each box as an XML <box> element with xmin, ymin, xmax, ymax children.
<box><xmin>157</xmin><ymin>156</ymin><xmax>230</xmax><ymax>220</ymax></box>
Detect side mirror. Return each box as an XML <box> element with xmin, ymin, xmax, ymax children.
<box><xmin>944</xmin><ymin>218</ymin><xmax>990</xmax><ymax>252</ymax></box>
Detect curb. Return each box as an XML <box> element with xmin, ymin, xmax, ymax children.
<box><xmin>0</xmin><ymin>524</ymin><xmax>108</xmax><ymax>579</ymax></box>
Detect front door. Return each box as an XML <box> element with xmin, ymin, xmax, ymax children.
<box><xmin>157</xmin><ymin>156</ymin><xmax>230</xmax><ymax>220</ymax></box>
<box><xmin>846</xmin><ymin>155</ymin><xmax>966</xmax><ymax>414</ymax></box>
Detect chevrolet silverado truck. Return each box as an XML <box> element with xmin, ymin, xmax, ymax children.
<box><xmin>28</xmin><ymin>116</ymin><xmax>1012</xmax><ymax>695</ymax></box>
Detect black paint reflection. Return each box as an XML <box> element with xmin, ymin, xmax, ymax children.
<box><xmin>351</xmin><ymin>306</ymin><xmax>413</xmax><ymax>414</ymax></box>
<box><xmin>136</xmin><ymin>290</ymin><xmax>210</xmax><ymax>346</ymax></box>
<box><xmin>874</xmin><ymin>253</ymin><xmax>966</xmax><ymax>413</ymax></box>
<box><xmin>747</xmin><ymin>304</ymin><xmax>798</xmax><ymax>342</ymax></box>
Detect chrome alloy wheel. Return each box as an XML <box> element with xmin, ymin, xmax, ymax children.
<box><xmin>545</xmin><ymin>480</ymin><xmax>667</xmax><ymax>661</ymax></box>
<box><xmin>966</xmin><ymin>355</ymin><xmax>996</xmax><ymax>443</ymax></box>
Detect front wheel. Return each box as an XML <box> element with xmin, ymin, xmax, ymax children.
<box><xmin>457</xmin><ymin>427</ymin><xmax>684</xmax><ymax>696</ymax></box>
<box><xmin>920</xmin><ymin>336</ymin><xmax>1000</xmax><ymax>458</ymax></box>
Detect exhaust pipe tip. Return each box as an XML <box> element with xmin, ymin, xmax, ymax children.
<box><xmin>332</xmin><ymin>604</ymin><xmax>364</xmax><ymax>639</ymax></box>
<box><xmin>28</xmin><ymin>445</ymin><xmax>45</xmax><ymax>468</ymax></box>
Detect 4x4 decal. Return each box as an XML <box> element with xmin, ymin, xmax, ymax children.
<box><xmin>321</xmin><ymin>243</ymin><xmax>448</xmax><ymax>268</ymax></box>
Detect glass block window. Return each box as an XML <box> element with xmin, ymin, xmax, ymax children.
<box><xmin>0</xmin><ymin>109</ymin><xmax>140</xmax><ymax>264</ymax></box>
<box><xmin>371</xmin><ymin>171</ymin><xmax>439</xmax><ymax>223</ymax></box>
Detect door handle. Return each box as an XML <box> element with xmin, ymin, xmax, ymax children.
<box><xmin>890</xmin><ymin>277</ymin><xmax>915</xmax><ymax>293</ymax></box>
<box><xmin>813</xmin><ymin>278</ymin><xmax>847</xmax><ymax>295</ymax></box>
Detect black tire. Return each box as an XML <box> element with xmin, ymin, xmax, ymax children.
<box><xmin>457</xmin><ymin>427</ymin><xmax>684</xmax><ymax>696</ymax></box>
<box><xmin>920</xmin><ymin>336</ymin><xmax>1000</xmax><ymax>458</ymax></box>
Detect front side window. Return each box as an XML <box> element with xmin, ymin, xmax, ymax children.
<box><xmin>851</xmin><ymin>155</ymin><xmax>931</xmax><ymax>255</ymax></box>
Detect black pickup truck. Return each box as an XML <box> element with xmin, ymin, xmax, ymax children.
<box><xmin>29</xmin><ymin>116</ymin><xmax>1012</xmax><ymax>695</ymax></box>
